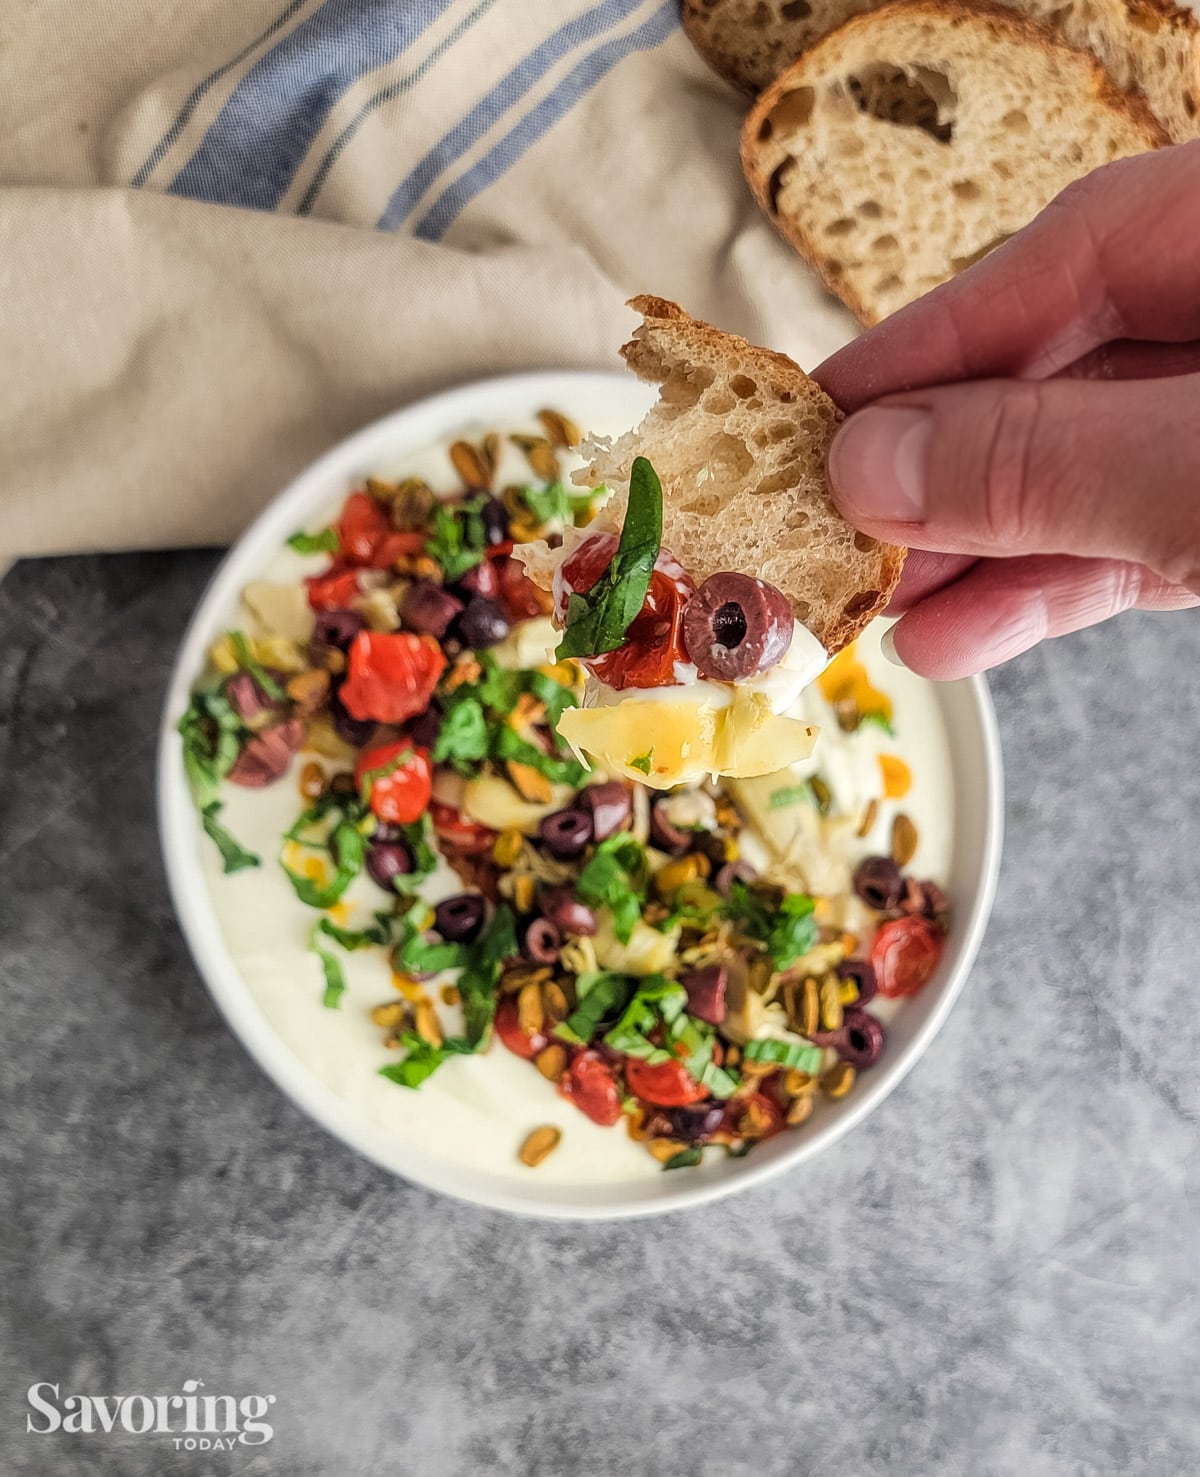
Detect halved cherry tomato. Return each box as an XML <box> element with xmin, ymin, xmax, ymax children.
<box><xmin>339</xmin><ymin>632</ymin><xmax>446</xmax><ymax>724</ymax></box>
<box><xmin>495</xmin><ymin>996</ymin><xmax>548</xmax><ymax>1060</ymax></box>
<box><xmin>557</xmin><ymin>534</ymin><xmax>694</xmax><ymax>689</ymax></box>
<box><xmin>496</xmin><ymin>554</ymin><xmax>553</xmax><ymax>622</ymax></box>
<box><xmin>337</xmin><ymin>491</ymin><xmax>426</xmax><ymax>569</ymax></box>
<box><xmin>354</xmin><ymin>741</ymin><xmax>432</xmax><ymax>825</ymax></box>
<box><xmin>428</xmin><ymin>800</ymin><xmax>498</xmax><ymax>855</ymax></box>
<box><xmin>870</xmin><ymin>915</ymin><xmax>944</xmax><ymax>998</ymax></box>
<box><xmin>305</xmin><ymin>564</ymin><xmax>363</xmax><ymax>611</ymax></box>
<box><xmin>558</xmin><ymin>1048</ymin><xmax>623</xmax><ymax>1126</ymax></box>
<box><xmin>624</xmin><ymin>1056</ymin><xmax>708</xmax><ymax>1108</ymax></box>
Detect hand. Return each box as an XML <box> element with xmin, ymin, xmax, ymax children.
<box><xmin>814</xmin><ymin>141</ymin><xmax>1200</xmax><ymax>680</ymax></box>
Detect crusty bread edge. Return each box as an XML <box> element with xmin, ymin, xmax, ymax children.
<box><xmin>680</xmin><ymin>0</ymin><xmax>769</xmax><ymax>94</ymax></box>
<box><xmin>619</xmin><ymin>294</ymin><xmax>907</xmax><ymax>652</ymax></box>
<box><xmin>740</xmin><ymin>0</ymin><xmax>1173</xmax><ymax>325</ymax></box>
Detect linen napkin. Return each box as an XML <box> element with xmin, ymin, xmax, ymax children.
<box><xmin>0</xmin><ymin>0</ymin><xmax>856</xmax><ymax>572</ymax></box>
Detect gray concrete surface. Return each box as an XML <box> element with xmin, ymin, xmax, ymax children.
<box><xmin>1</xmin><ymin>551</ymin><xmax>1197</xmax><ymax>1477</ymax></box>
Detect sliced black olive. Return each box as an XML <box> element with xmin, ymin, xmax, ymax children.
<box><xmin>682</xmin><ymin>572</ymin><xmax>793</xmax><ymax>681</ymax></box>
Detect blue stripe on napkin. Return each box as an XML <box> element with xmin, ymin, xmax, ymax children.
<box><xmin>168</xmin><ymin>0</ymin><xmax>455</xmax><ymax>210</ymax></box>
<box><xmin>413</xmin><ymin>0</ymin><xmax>677</xmax><ymax>241</ymax></box>
<box><xmin>375</xmin><ymin>0</ymin><xmax>647</xmax><ymax>233</ymax></box>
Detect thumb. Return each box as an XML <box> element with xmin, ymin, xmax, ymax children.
<box><xmin>826</xmin><ymin>375</ymin><xmax>1200</xmax><ymax>594</ymax></box>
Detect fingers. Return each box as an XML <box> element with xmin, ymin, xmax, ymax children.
<box><xmin>889</xmin><ymin>555</ymin><xmax>1200</xmax><ymax>681</ymax></box>
<box><xmin>815</xmin><ymin>141</ymin><xmax>1200</xmax><ymax>411</ymax></box>
<box><xmin>886</xmin><ymin>549</ymin><xmax>977</xmax><ymax>613</ymax></box>
<box><xmin>1058</xmin><ymin>338</ymin><xmax>1200</xmax><ymax>381</ymax></box>
<box><xmin>826</xmin><ymin>373</ymin><xmax>1200</xmax><ymax>592</ymax></box>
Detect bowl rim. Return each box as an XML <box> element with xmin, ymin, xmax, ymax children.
<box><xmin>157</xmin><ymin>369</ymin><xmax>1004</xmax><ymax>1220</ymax></box>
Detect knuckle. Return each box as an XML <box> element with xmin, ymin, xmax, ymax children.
<box><xmin>975</xmin><ymin>385</ymin><xmax>1048</xmax><ymax>549</ymax></box>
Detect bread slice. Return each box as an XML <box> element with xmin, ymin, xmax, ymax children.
<box><xmin>686</xmin><ymin>0</ymin><xmax>1200</xmax><ymax>146</ymax></box>
<box><xmin>574</xmin><ymin>295</ymin><xmax>905</xmax><ymax>654</ymax></box>
<box><xmin>742</xmin><ymin>1</ymin><xmax>1170</xmax><ymax>325</ymax></box>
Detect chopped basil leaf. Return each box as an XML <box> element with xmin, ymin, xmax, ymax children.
<box><xmin>316</xmin><ymin>914</ymin><xmax>392</xmax><ymax>950</ymax></box>
<box><xmin>229</xmin><ymin>630</ymin><xmax>286</xmax><ymax>701</ymax></box>
<box><xmin>379</xmin><ymin>1033</ymin><xmax>475</xmax><ymax>1089</ymax></box>
<box><xmin>476</xmin><ymin>658</ymin><xmax>522</xmax><ymax>714</ymax></box>
<box><xmin>767</xmin><ymin>783</ymin><xmax>812</xmax><ymax>811</ymax></box>
<box><xmin>287</xmin><ymin>527</ymin><xmax>340</xmax><ymax>554</ymax></box>
<box><xmin>490</xmin><ymin>725</ymin><xmax>585</xmax><ymax>786</ymax></box>
<box><xmin>576</xmin><ymin>834</ymin><xmax>648</xmax><ymax>945</ymax></box>
<box><xmin>457</xmin><ymin>903</ymin><xmax>518</xmax><ymax>1044</ymax></box>
<box><xmin>283</xmin><ymin>789</ymin><xmax>355</xmax><ymax>844</ymax></box>
<box><xmin>520</xmin><ymin>480</ymin><xmax>596</xmax><ymax>527</ymax></box>
<box><xmin>308</xmin><ymin>924</ymin><xmax>349</xmax><ymax>1008</ymax></box>
<box><xmin>554</xmin><ymin>972</ymin><xmax>633</xmax><ymax>1046</ymax></box>
<box><xmin>425</xmin><ymin>497</ymin><xmax>487</xmax><ymax>582</ymax></box>
<box><xmin>281</xmin><ymin>818</ymin><xmax>364</xmax><ymax>908</ymax></box>
<box><xmin>742</xmin><ymin>1038</ymin><xmax>823</xmax><ymax>1073</ymax></box>
<box><xmin>662</xmin><ymin>1147</ymin><xmax>703</xmax><ymax>1171</ymax></box>
<box><xmin>723</xmin><ymin>880</ymin><xmax>818</xmax><ymax>972</ymax></box>
<box><xmin>520</xmin><ymin>669</ymin><xmax>576</xmax><ymax>726</ymax></box>
<box><xmin>697</xmin><ymin>1059</ymin><xmax>739</xmax><ymax>1099</ymax></box>
<box><xmin>395</xmin><ymin>913</ymin><xmax>470</xmax><ymax>974</ymax></box>
<box><xmin>433</xmin><ymin>697</ymin><xmax>490</xmax><ymax>772</ymax></box>
<box><xmin>629</xmin><ymin>750</ymin><xmax>653</xmax><ymax>776</ymax></box>
<box><xmin>556</xmin><ymin>456</ymin><xmax>662</xmax><ymax>660</ymax></box>
<box><xmin>200</xmin><ymin>802</ymin><xmax>261</xmax><ymax>874</ymax></box>
<box><xmin>179</xmin><ymin>690</ymin><xmax>244</xmax><ymax>810</ymax></box>
<box><xmin>601</xmin><ymin>976</ymin><xmax>686</xmax><ymax>1061</ymax></box>
<box><xmin>858</xmin><ymin>710</ymin><xmax>896</xmax><ymax>737</ymax></box>
<box><xmin>391</xmin><ymin>815</ymin><xmax>438</xmax><ymax>896</ymax></box>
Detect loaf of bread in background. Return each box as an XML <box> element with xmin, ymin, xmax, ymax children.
<box><xmin>574</xmin><ymin>295</ymin><xmax>906</xmax><ymax>653</ymax></box>
<box><xmin>684</xmin><ymin>0</ymin><xmax>1199</xmax><ymax>142</ymax></box>
<box><xmin>741</xmin><ymin>1</ymin><xmax>1170</xmax><ymax>325</ymax></box>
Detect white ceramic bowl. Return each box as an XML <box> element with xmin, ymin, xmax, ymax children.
<box><xmin>158</xmin><ymin>370</ymin><xmax>1004</xmax><ymax>1219</ymax></box>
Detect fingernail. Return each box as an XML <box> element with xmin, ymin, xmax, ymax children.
<box><xmin>880</xmin><ymin>625</ymin><xmax>907</xmax><ymax>669</ymax></box>
<box><xmin>828</xmin><ymin>407</ymin><xmax>932</xmax><ymax>523</ymax></box>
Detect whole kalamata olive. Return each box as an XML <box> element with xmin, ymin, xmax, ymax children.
<box><xmin>401</xmin><ymin>582</ymin><xmax>464</xmax><ymax>638</ymax></box>
<box><xmin>537</xmin><ymin>807</ymin><xmax>594</xmax><ymax>859</ymax></box>
<box><xmin>649</xmin><ymin>800</ymin><xmax>691</xmax><ymax>855</ymax></box>
<box><xmin>853</xmin><ymin>856</ymin><xmax>904</xmax><ymax>910</ymax></box>
<box><xmin>434</xmin><ymin>893</ymin><xmax>487</xmax><ymax>942</ymax></box>
<box><xmin>682</xmin><ymin>571</ymin><xmax>793</xmax><ymax>681</ymax></box>
<box><xmin>523</xmin><ymin>917</ymin><xmax>562</xmax><ymax>964</ymax></box>
<box><xmin>457</xmin><ymin>558</ymin><xmax>500</xmax><ymax>600</ymax></box>
<box><xmin>479</xmin><ymin>496</ymin><xmax>509</xmax><ymax>546</ymax></box>
<box><xmin>366</xmin><ymin>840</ymin><xmax>414</xmax><ymax>892</ymax></box>
<box><xmin>312</xmin><ymin>608</ymin><xmax>366</xmax><ymax>653</ymax></box>
<box><xmin>836</xmin><ymin>956</ymin><xmax>878</xmax><ymax>1007</ymax></box>
<box><xmin>683</xmin><ymin>963</ymin><xmax>728</xmax><ymax>1025</ymax></box>
<box><xmin>714</xmin><ymin>860</ymin><xmax>757</xmax><ymax>898</ymax></box>
<box><xmin>578</xmin><ymin>781</ymin><xmax>632</xmax><ymax>842</ymax></box>
<box><xmin>539</xmin><ymin>887</ymin><xmax>598</xmax><ymax>937</ymax></box>
<box><xmin>331</xmin><ymin>692</ymin><xmax>377</xmax><ymax>748</ymax></box>
<box><xmin>664</xmin><ymin>1103</ymin><xmax>726</xmax><ymax>1143</ymax></box>
<box><xmin>837</xmin><ymin>1007</ymin><xmax>884</xmax><ymax>1068</ymax></box>
<box><xmin>458</xmin><ymin>595</ymin><xmax>510</xmax><ymax>649</ymax></box>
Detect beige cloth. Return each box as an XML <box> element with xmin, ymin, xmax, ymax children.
<box><xmin>0</xmin><ymin>0</ymin><xmax>856</xmax><ymax>571</ymax></box>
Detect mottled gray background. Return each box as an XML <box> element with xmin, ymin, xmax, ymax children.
<box><xmin>1</xmin><ymin>553</ymin><xmax>1197</xmax><ymax>1477</ymax></box>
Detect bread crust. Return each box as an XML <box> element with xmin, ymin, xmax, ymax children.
<box><xmin>619</xmin><ymin>295</ymin><xmax>907</xmax><ymax>652</ymax></box>
<box><xmin>741</xmin><ymin>0</ymin><xmax>1171</xmax><ymax>325</ymax></box>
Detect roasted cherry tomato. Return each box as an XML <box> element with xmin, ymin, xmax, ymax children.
<box><xmin>557</xmin><ymin>534</ymin><xmax>694</xmax><ymax>689</ymax></box>
<box><xmin>354</xmin><ymin>741</ymin><xmax>432</xmax><ymax>825</ymax></box>
<box><xmin>624</xmin><ymin>1056</ymin><xmax>708</xmax><ymax>1108</ymax></box>
<box><xmin>339</xmin><ymin>632</ymin><xmax>446</xmax><ymax>724</ymax></box>
<box><xmin>338</xmin><ymin>491</ymin><xmax>425</xmax><ymax>568</ymax></box>
<box><xmin>494</xmin><ymin>996</ymin><xmax>548</xmax><ymax>1060</ymax></box>
<box><xmin>496</xmin><ymin>554</ymin><xmax>553</xmax><ymax>622</ymax></box>
<box><xmin>305</xmin><ymin>564</ymin><xmax>363</xmax><ymax>612</ymax></box>
<box><xmin>428</xmin><ymin>800</ymin><xmax>498</xmax><ymax>855</ymax></box>
<box><xmin>558</xmin><ymin>1048</ymin><xmax>623</xmax><ymax>1126</ymax></box>
<box><xmin>870</xmin><ymin>915</ymin><xmax>944</xmax><ymax>998</ymax></box>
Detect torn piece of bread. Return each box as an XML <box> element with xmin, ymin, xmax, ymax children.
<box><xmin>573</xmin><ymin>295</ymin><xmax>905</xmax><ymax>654</ymax></box>
<box><xmin>686</xmin><ymin>0</ymin><xmax>1200</xmax><ymax>146</ymax></box>
<box><xmin>742</xmin><ymin>1</ymin><xmax>1169</xmax><ymax>325</ymax></box>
